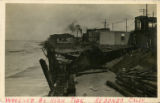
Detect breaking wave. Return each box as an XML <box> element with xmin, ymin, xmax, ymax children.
<box><xmin>5</xmin><ymin>40</ymin><xmax>44</xmax><ymax>78</ymax></box>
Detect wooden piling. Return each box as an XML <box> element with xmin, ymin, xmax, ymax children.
<box><xmin>39</xmin><ymin>59</ymin><xmax>53</xmax><ymax>91</ymax></box>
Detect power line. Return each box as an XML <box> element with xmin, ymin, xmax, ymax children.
<box><xmin>106</xmin><ymin>17</ymin><xmax>135</xmax><ymax>31</ymax></box>
<box><xmin>139</xmin><ymin>9</ymin><xmax>145</xmax><ymax>16</ymax></box>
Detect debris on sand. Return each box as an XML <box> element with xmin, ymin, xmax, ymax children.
<box><xmin>107</xmin><ymin>49</ymin><xmax>157</xmax><ymax>97</ymax></box>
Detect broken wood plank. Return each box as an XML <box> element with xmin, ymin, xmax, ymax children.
<box><xmin>106</xmin><ymin>81</ymin><xmax>135</xmax><ymax>97</ymax></box>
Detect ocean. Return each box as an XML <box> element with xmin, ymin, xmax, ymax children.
<box><xmin>5</xmin><ymin>40</ymin><xmax>49</xmax><ymax>96</ymax></box>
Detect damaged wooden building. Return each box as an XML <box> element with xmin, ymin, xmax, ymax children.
<box><xmin>82</xmin><ymin>28</ymin><xmax>130</xmax><ymax>46</ymax></box>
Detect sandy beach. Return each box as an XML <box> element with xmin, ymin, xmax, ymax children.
<box><xmin>76</xmin><ymin>70</ymin><xmax>123</xmax><ymax>96</ymax></box>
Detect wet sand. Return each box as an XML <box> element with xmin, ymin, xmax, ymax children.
<box><xmin>5</xmin><ymin>65</ymin><xmax>49</xmax><ymax>96</ymax></box>
<box><xmin>75</xmin><ymin>70</ymin><xmax>123</xmax><ymax>97</ymax></box>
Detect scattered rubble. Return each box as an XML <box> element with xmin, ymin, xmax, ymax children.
<box><xmin>107</xmin><ymin>49</ymin><xmax>157</xmax><ymax>97</ymax></box>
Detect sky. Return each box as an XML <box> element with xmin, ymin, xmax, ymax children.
<box><xmin>6</xmin><ymin>4</ymin><xmax>156</xmax><ymax>40</ymax></box>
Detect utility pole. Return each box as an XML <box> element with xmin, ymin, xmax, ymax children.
<box><xmin>146</xmin><ymin>4</ymin><xmax>148</xmax><ymax>17</ymax></box>
<box><xmin>104</xmin><ymin>19</ymin><xmax>106</xmax><ymax>29</ymax></box>
<box><xmin>152</xmin><ymin>11</ymin><xmax>154</xmax><ymax>28</ymax></box>
<box><xmin>112</xmin><ymin>23</ymin><xmax>114</xmax><ymax>31</ymax></box>
<box><xmin>126</xmin><ymin>18</ymin><xmax>128</xmax><ymax>32</ymax></box>
<box><xmin>152</xmin><ymin>11</ymin><xmax>154</xmax><ymax>17</ymax></box>
<box><xmin>145</xmin><ymin>4</ymin><xmax>150</xmax><ymax>48</ymax></box>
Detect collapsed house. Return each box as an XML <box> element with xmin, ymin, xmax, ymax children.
<box><xmin>47</xmin><ymin>33</ymin><xmax>75</xmax><ymax>49</ymax></box>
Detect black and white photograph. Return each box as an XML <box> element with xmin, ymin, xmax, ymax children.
<box><xmin>5</xmin><ymin>3</ymin><xmax>157</xmax><ymax>97</ymax></box>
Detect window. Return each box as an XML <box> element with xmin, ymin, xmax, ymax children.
<box><xmin>121</xmin><ymin>33</ymin><xmax>125</xmax><ymax>41</ymax></box>
<box><xmin>148</xmin><ymin>22</ymin><xmax>157</xmax><ymax>28</ymax></box>
<box><xmin>136</xmin><ymin>20</ymin><xmax>141</xmax><ymax>30</ymax></box>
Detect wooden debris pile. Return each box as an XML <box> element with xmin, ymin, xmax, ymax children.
<box><xmin>40</xmin><ymin>41</ymin><xmax>76</xmax><ymax>96</ymax></box>
<box><xmin>107</xmin><ymin>49</ymin><xmax>157</xmax><ymax>97</ymax></box>
<box><xmin>115</xmin><ymin>67</ymin><xmax>157</xmax><ymax>97</ymax></box>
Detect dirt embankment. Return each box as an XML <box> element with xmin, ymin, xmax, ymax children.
<box><xmin>107</xmin><ymin>49</ymin><xmax>157</xmax><ymax>97</ymax></box>
<box><xmin>110</xmin><ymin>49</ymin><xmax>156</xmax><ymax>73</ymax></box>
